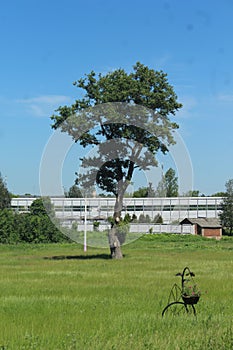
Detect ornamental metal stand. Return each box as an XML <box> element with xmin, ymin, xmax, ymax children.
<box><xmin>162</xmin><ymin>266</ymin><xmax>200</xmax><ymax>317</ymax></box>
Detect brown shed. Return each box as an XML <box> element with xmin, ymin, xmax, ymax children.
<box><xmin>180</xmin><ymin>218</ymin><xmax>222</xmax><ymax>240</ymax></box>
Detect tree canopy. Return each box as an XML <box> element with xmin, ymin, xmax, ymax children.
<box><xmin>51</xmin><ymin>63</ymin><xmax>181</xmax><ymax>205</ymax></box>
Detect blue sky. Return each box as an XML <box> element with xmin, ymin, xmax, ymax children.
<box><xmin>1</xmin><ymin>0</ymin><xmax>233</xmax><ymax>196</ymax></box>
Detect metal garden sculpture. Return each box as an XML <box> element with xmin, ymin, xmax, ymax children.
<box><xmin>162</xmin><ymin>266</ymin><xmax>201</xmax><ymax>317</ymax></box>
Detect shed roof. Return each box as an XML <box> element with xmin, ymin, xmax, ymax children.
<box><xmin>180</xmin><ymin>217</ymin><xmax>222</xmax><ymax>228</ymax></box>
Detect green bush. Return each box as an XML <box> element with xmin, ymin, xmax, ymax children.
<box><xmin>0</xmin><ymin>198</ymin><xmax>69</xmax><ymax>244</ymax></box>
<box><xmin>0</xmin><ymin>209</ymin><xmax>20</xmax><ymax>243</ymax></box>
<box><xmin>138</xmin><ymin>214</ymin><xmax>151</xmax><ymax>223</ymax></box>
<box><xmin>153</xmin><ymin>214</ymin><xmax>163</xmax><ymax>223</ymax></box>
<box><xmin>93</xmin><ymin>221</ymin><xmax>100</xmax><ymax>231</ymax></box>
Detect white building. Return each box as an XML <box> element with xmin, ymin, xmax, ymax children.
<box><xmin>11</xmin><ymin>196</ymin><xmax>222</xmax><ymax>224</ymax></box>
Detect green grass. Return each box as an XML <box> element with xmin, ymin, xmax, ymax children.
<box><xmin>0</xmin><ymin>235</ymin><xmax>232</xmax><ymax>349</ymax></box>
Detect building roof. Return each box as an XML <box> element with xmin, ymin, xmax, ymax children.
<box><xmin>180</xmin><ymin>217</ymin><xmax>222</xmax><ymax>228</ymax></box>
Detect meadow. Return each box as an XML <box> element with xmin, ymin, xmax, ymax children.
<box><xmin>0</xmin><ymin>234</ymin><xmax>232</xmax><ymax>349</ymax></box>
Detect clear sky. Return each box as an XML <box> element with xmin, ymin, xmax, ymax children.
<box><xmin>1</xmin><ymin>0</ymin><xmax>233</xmax><ymax>196</ymax></box>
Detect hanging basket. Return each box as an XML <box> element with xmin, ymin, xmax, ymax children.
<box><xmin>182</xmin><ymin>295</ymin><xmax>200</xmax><ymax>305</ymax></box>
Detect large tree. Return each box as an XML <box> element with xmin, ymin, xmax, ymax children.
<box><xmin>219</xmin><ymin>179</ymin><xmax>233</xmax><ymax>234</ymax></box>
<box><xmin>51</xmin><ymin>62</ymin><xmax>182</xmax><ymax>258</ymax></box>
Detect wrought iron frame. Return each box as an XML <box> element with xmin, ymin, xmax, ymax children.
<box><xmin>162</xmin><ymin>266</ymin><xmax>200</xmax><ymax>317</ymax></box>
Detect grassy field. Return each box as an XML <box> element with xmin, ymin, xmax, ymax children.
<box><xmin>0</xmin><ymin>234</ymin><xmax>232</xmax><ymax>349</ymax></box>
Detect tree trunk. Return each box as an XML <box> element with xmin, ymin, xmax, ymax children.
<box><xmin>108</xmin><ymin>225</ymin><xmax>123</xmax><ymax>259</ymax></box>
<box><xmin>108</xmin><ymin>193</ymin><xmax>124</xmax><ymax>259</ymax></box>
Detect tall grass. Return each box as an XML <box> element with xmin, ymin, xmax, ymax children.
<box><xmin>0</xmin><ymin>235</ymin><xmax>232</xmax><ymax>349</ymax></box>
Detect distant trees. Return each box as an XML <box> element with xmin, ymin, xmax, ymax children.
<box><xmin>133</xmin><ymin>183</ymin><xmax>156</xmax><ymax>198</ymax></box>
<box><xmin>164</xmin><ymin>168</ymin><xmax>178</xmax><ymax>197</ymax></box>
<box><xmin>0</xmin><ymin>173</ymin><xmax>11</xmax><ymax>209</ymax></box>
<box><xmin>211</xmin><ymin>192</ymin><xmax>226</xmax><ymax>197</ymax></box>
<box><xmin>30</xmin><ymin>197</ymin><xmax>55</xmax><ymax>217</ymax></box>
<box><xmin>0</xmin><ymin>197</ymin><xmax>68</xmax><ymax>244</ymax></box>
<box><xmin>106</xmin><ymin>169</ymin><xmax>179</xmax><ymax>199</ymax></box>
<box><xmin>183</xmin><ymin>190</ymin><xmax>200</xmax><ymax>197</ymax></box>
<box><xmin>219</xmin><ymin>179</ymin><xmax>233</xmax><ymax>234</ymax></box>
<box><xmin>155</xmin><ymin>176</ymin><xmax>166</xmax><ymax>197</ymax></box>
<box><xmin>155</xmin><ymin>168</ymin><xmax>178</xmax><ymax>197</ymax></box>
<box><xmin>65</xmin><ymin>185</ymin><xmax>83</xmax><ymax>198</ymax></box>
<box><xmin>65</xmin><ymin>184</ymin><xmax>96</xmax><ymax>198</ymax></box>
<box><xmin>133</xmin><ymin>186</ymin><xmax>149</xmax><ymax>198</ymax></box>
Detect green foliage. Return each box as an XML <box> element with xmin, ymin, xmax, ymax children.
<box><xmin>182</xmin><ymin>282</ymin><xmax>201</xmax><ymax>297</ymax></box>
<box><xmin>164</xmin><ymin>168</ymin><xmax>178</xmax><ymax>197</ymax></box>
<box><xmin>211</xmin><ymin>191</ymin><xmax>226</xmax><ymax>197</ymax></box>
<box><xmin>138</xmin><ymin>214</ymin><xmax>146</xmax><ymax>223</ymax></box>
<box><xmin>133</xmin><ymin>186</ymin><xmax>148</xmax><ymax>198</ymax></box>
<box><xmin>30</xmin><ymin>197</ymin><xmax>55</xmax><ymax>218</ymax></box>
<box><xmin>0</xmin><ymin>209</ymin><xmax>20</xmax><ymax>243</ymax></box>
<box><xmin>156</xmin><ymin>167</ymin><xmax>178</xmax><ymax>197</ymax></box>
<box><xmin>107</xmin><ymin>216</ymin><xmax>114</xmax><ymax>226</ymax></box>
<box><xmin>65</xmin><ymin>184</ymin><xmax>96</xmax><ymax>198</ymax></box>
<box><xmin>132</xmin><ymin>183</ymin><xmax>156</xmax><ymax>198</ymax></box>
<box><xmin>184</xmin><ymin>190</ymin><xmax>200</xmax><ymax>197</ymax></box>
<box><xmin>219</xmin><ymin>179</ymin><xmax>233</xmax><ymax>234</ymax></box>
<box><xmin>123</xmin><ymin>213</ymin><xmax>131</xmax><ymax>223</ymax></box>
<box><xmin>153</xmin><ymin>213</ymin><xmax>163</xmax><ymax>223</ymax></box>
<box><xmin>138</xmin><ymin>213</ymin><xmax>151</xmax><ymax>223</ymax></box>
<box><xmin>65</xmin><ymin>184</ymin><xmax>83</xmax><ymax>198</ymax></box>
<box><xmin>0</xmin><ymin>173</ymin><xmax>11</xmax><ymax>209</ymax></box>
<box><xmin>147</xmin><ymin>182</ymin><xmax>156</xmax><ymax>197</ymax></box>
<box><xmin>0</xmin><ymin>198</ymin><xmax>68</xmax><ymax>244</ymax></box>
<box><xmin>93</xmin><ymin>221</ymin><xmax>100</xmax><ymax>231</ymax></box>
<box><xmin>51</xmin><ymin>63</ymin><xmax>182</xmax><ymax>214</ymax></box>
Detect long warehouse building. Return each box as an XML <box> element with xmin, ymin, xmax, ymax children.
<box><xmin>11</xmin><ymin>196</ymin><xmax>223</xmax><ymax>224</ymax></box>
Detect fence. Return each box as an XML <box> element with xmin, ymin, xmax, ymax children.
<box><xmin>65</xmin><ymin>223</ymin><xmax>194</xmax><ymax>235</ymax></box>
<box><xmin>129</xmin><ymin>224</ymin><xmax>194</xmax><ymax>234</ymax></box>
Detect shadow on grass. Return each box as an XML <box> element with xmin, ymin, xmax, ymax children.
<box><xmin>44</xmin><ymin>254</ymin><xmax>112</xmax><ymax>260</ymax></box>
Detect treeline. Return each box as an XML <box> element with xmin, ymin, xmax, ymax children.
<box><xmin>0</xmin><ymin>198</ymin><xmax>70</xmax><ymax>244</ymax></box>
<box><xmin>65</xmin><ymin>169</ymin><xmax>204</xmax><ymax>199</ymax></box>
